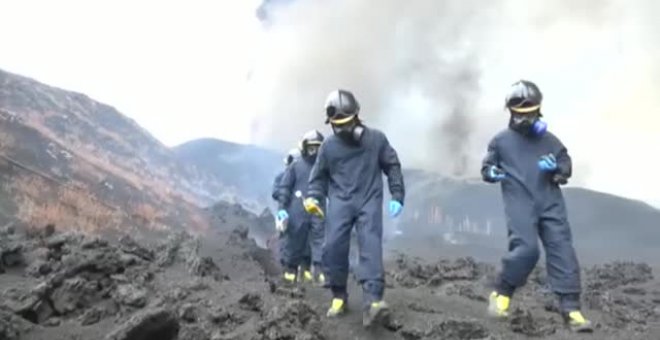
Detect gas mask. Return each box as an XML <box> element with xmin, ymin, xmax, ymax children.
<box><xmin>510</xmin><ymin>112</ymin><xmax>547</xmax><ymax>136</ymax></box>
<box><xmin>307</xmin><ymin>145</ymin><xmax>319</xmax><ymax>156</ymax></box>
<box><xmin>302</xmin><ymin>144</ymin><xmax>319</xmax><ymax>162</ymax></box>
<box><xmin>331</xmin><ymin>119</ymin><xmax>364</xmax><ymax>144</ymax></box>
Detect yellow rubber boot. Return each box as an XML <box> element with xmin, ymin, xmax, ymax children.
<box><xmin>326</xmin><ymin>298</ymin><xmax>347</xmax><ymax>318</ymax></box>
<box><xmin>363</xmin><ymin>301</ymin><xmax>390</xmax><ymax>327</ymax></box>
<box><xmin>282</xmin><ymin>272</ymin><xmax>297</xmax><ymax>285</ymax></box>
<box><xmin>488</xmin><ymin>291</ymin><xmax>510</xmax><ymax>318</ymax></box>
<box><xmin>317</xmin><ymin>273</ymin><xmax>326</xmax><ymax>286</ymax></box>
<box><xmin>565</xmin><ymin>311</ymin><xmax>594</xmax><ymax>333</ymax></box>
<box><xmin>303</xmin><ymin>270</ymin><xmax>314</xmax><ymax>283</ymax></box>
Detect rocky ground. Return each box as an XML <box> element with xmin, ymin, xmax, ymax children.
<box><xmin>1</xmin><ymin>221</ymin><xmax>659</xmax><ymax>340</ymax></box>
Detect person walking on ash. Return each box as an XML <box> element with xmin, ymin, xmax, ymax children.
<box><xmin>275</xmin><ymin>130</ymin><xmax>326</xmax><ymax>285</ymax></box>
<box><xmin>304</xmin><ymin>89</ymin><xmax>405</xmax><ymax>328</ymax></box>
<box><xmin>268</xmin><ymin>148</ymin><xmax>300</xmax><ymax>266</ymax></box>
<box><xmin>481</xmin><ymin>80</ymin><xmax>593</xmax><ymax>333</ymax></box>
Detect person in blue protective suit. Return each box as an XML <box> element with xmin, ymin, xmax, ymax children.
<box><xmin>272</xmin><ymin>148</ymin><xmax>300</xmax><ymax>201</ymax></box>
<box><xmin>270</xmin><ymin>148</ymin><xmax>301</xmax><ymax>268</ymax></box>
<box><xmin>275</xmin><ymin>130</ymin><xmax>326</xmax><ymax>285</ymax></box>
<box><xmin>303</xmin><ymin>89</ymin><xmax>405</xmax><ymax>328</ymax></box>
<box><xmin>481</xmin><ymin>80</ymin><xmax>592</xmax><ymax>333</ymax></box>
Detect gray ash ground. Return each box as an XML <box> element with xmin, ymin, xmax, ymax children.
<box><xmin>1</xmin><ymin>218</ymin><xmax>660</xmax><ymax>340</ymax></box>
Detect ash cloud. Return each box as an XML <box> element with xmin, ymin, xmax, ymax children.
<box><xmin>245</xmin><ymin>0</ymin><xmax>660</xmax><ymax>205</ymax></box>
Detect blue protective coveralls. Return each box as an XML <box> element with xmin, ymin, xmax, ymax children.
<box><xmin>307</xmin><ymin>127</ymin><xmax>404</xmax><ymax>307</ymax></box>
<box><xmin>276</xmin><ymin>156</ymin><xmax>325</xmax><ymax>273</ymax></box>
<box><xmin>481</xmin><ymin>127</ymin><xmax>582</xmax><ymax>311</ymax></box>
<box><xmin>272</xmin><ymin>171</ymin><xmax>284</xmax><ymax>201</ymax></box>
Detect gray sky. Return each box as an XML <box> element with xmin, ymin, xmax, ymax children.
<box><xmin>0</xmin><ymin>0</ymin><xmax>262</xmax><ymax>144</ymax></box>
<box><xmin>1</xmin><ymin>0</ymin><xmax>659</xmax><ymax>208</ymax></box>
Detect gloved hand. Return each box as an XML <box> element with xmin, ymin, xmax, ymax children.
<box><xmin>275</xmin><ymin>209</ymin><xmax>289</xmax><ymax>233</ymax></box>
<box><xmin>389</xmin><ymin>200</ymin><xmax>403</xmax><ymax>218</ymax></box>
<box><xmin>276</xmin><ymin>209</ymin><xmax>289</xmax><ymax>221</ymax></box>
<box><xmin>303</xmin><ymin>197</ymin><xmax>325</xmax><ymax>219</ymax></box>
<box><xmin>538</xmin><ymin>154</ymin><xmax>558</xmax><ymax>172</ymax></box>
<box><xmin>487</xmin><ymin>165</ymin><xmax>506</xmax><ymax>182</ymax></box>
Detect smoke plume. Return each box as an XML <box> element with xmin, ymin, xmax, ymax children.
<box><xmin>245</xmin><ymin>0</ymin><xmax>660</xmax><ymax>205</ymax></box>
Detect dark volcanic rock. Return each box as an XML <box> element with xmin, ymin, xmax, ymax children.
<box><xmin>393</xmin><ymin>255</ymin><xmax>483</xmax><ymax>288</ymax></box>
<box><xmin>257</xmin><ymin>300</ymin><xmax>323</xmax><ymax>340</ymax></box>
<box><xmin>1</xmin><ymin>228</ymin><xmax>159</xmax><ymax>330</ymax></box>
<box><xmin>189</xmin><ymin>256</ymin><xmax>222</xmax><ymax>281</ymax></box>
<box><xmin>156</xmin><ymin>232</ymin><xmax>188</xmax><ymax>267</ymax></box>
<box><xmin>156</xmin><ymin>232</ymin><xmax>224</xmax><ymax>280</ymax></box>
<box><xmin>179</xmin><ymin>303</ymin><xmax>199</xmax><ymax>323</ymax></box>
<box><xmin>119</xmin><ymin>235</ymin><xmax>155</xmax><ymax>262</ymax></box>
<box><xmin>228</xmin><ymin>225</ymin><xmax>250</xmax><ymax>244</ymax></box>
<box><xmin>0</xmin><ymin>222</ymin><xmax>287</xmax><ymax>339</ymax></box>
<box><xmin>408</xmin><ymin>302</ymin><xmax>443</xmax><ymax>314</ymax></box>
<box><xmin>180</xmin><ymin>324</ymin><xmax>211</xmax><ymax>340</ymax></box>
<box><xmin>50</xmin><ymin>277</ymin><xmax>99</xmax><ymax>314</ymax></box>
<box><xmin>81</xmin><ymin>236</ymin><xmax>109</xmax><ymax>249</ymax></box>
<box><xmin>43</xmin><ymin>317</ymin><xmax>61</xmax><ymax>327</ymax></box>
<box><xmin>509</xmin><ymin>309</ymin><xmax>557</xmax><ymax>337</ymax></box>
<box><xmin>25</xmin><ymin>259</ymin><xmax>53</xmax><ymax>277</ymax></box>
<box><xmin>46</xmin><ymin>232</ymin><xmax>84</xmax><ymax>250</ymax></box>
<box><xmin>436</xmin><ymin>257</ymin><xmax>480</xmax><ymax>281</ymax></box>
<box><xmin>0</xmin><ymin>307</ymin><xmax>33</xmax><ymax>340</ymax></box>
<box><xmin>106</xmin><ymin>308</ymin><xmax>180</xmax><ymax>340</ymax></box>
<box><xmin>1</xmin><ymin>286</ymin><xmax>40</xmax><ymax>315</ymax></box>
<box><xmin>445</xmin><ymin>283</ymin><xmax>487</xmax><ymax>302</ymax></box>
<box><xmin>80</xmin><ymin>307</ymin><xmax>104</xmax><ymax>326</ymax></box>
<box><xmin>586</xmin><ymin>262</ymin><xmax>653</xmax><ymax>290</ymax></box>
<box><xmin>399</xmin><ymin>328</ymin><xmax>426</xmax><ymax>340</ymax></box>
<box><xmin>113</xmin><ymin>284</ymin><xmax>148</xmax><ymax>309</ymax></box>
<box><xmin>412</xmin><ymin>318</ymin><xmax>490</xmax><ymax>340</ymax></box>
<box><xmin>622</xmin><ymin>287</ymin><xmax>647</xmax><ymax>296</ymax></box>
<box><xmin>208</xmin><ymin>306</ymin><xmax>232</xmax><ymax>325</ymax></box>
<box><xmin>238</xmin><ymin>293</ymin><xmax>263</xmax><ymax>312</ymax></box>
<box><xmin>587</xmin><ymin>292</ymin><xmax>658</xmax><ymax>331</ymax></box>
<box><xmin>430</xmin><ymin>319</ymin><xmax>488</xmax><ymax>340</ymax></box>
<box><xmin>0</xmin><ymin>226</ymin><xmax>25</xmax><ymax>268</ymax></box>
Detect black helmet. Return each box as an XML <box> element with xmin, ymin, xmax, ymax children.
<box><xmin>300</xmin><ymin>130</ymin><xmax>324</xmax><ymax>153</ymax></box>
<box><xmin>505</xmin><ymin>80</ymin><xmax>543</xmax><ymax>114</ymax></box>
<box><xmin>324</xmin><ymin>89</ymin><xmax>360</xmax><ymax>124</ymax></box>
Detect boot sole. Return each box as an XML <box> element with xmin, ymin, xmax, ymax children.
<box><xmin>326</xmin><ymin>302</ymin><xmax>348</xmax><ymax>318</ymax></box>
<box><xmin>487</xmin><ymin>306</ymin><xmax>508</xmax><ymax>319</ymax></box>
<box><xmin>363</xmin><ymin>306</ymin><xmax>390</xmax><ymax>328</ymax></box>
<box><xmin>327</xmin><ymin>308</ymin><xmax>347</xmax><ymax>318</ymax></box>
<box><xmin>569</xmin><ymin>322</ymin><xmax>594</xmax><ymax>333</ymax></box>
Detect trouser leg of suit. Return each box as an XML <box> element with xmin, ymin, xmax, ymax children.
<box><xmin>348</xmin><ymin>236</ymin><xmax>358</xmax><ymax>280</ymax></box>
<box><xmin>281</xmin><ymin>220</ymin><xmax>310</xmax><ymax>273</ymax></box>
<box><xmin>301</xmin><ymin>225</ymin><xmax>311</xmax><ymax>271</ymax></box>
<box><xmin>539</xmin><ymin>205</ymin><xmax>582</xmax><ymax>312</ymax></box>
<box><xmin>309</xmin><ymin>216</ymin><xmax>325</xmax><ymax>268</ymax></box>
<box><xmin>496</xmin><ymin>207</ymin><xmax>541</xmax><ymax>296</ymax></box>
<box><xmin>322</xmin><ymin>202</ymin><xmax>355</xmax><ymax>299</ymax></box>
<box><xmin>349</xmin><ymin>232</ymin><xmax>358</xmax><ymax>269</ymax></box>
<box><xmin>355</xmin><ymin>197</ymin><xmax>385</xmax><ymax>308</ymax></box>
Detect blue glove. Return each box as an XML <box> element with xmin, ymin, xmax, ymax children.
<box><xmin>389</xmin><ymin>200</ymin><xmax>403</xmax><ymax>218</ymax></box>
<box><xmin>276</xmin><ymin>209</ymin><xmax>289</xmax><ymax>221</ymax></box>
<box><xmin>538</xmin><ymin>154</ymin><xmax>557</xmax><ymax>172</ymax></box>
<box><xmin>487</xmin><ymin>165</ymin><xmax>506</xmax><ymax>182</ymax></box>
